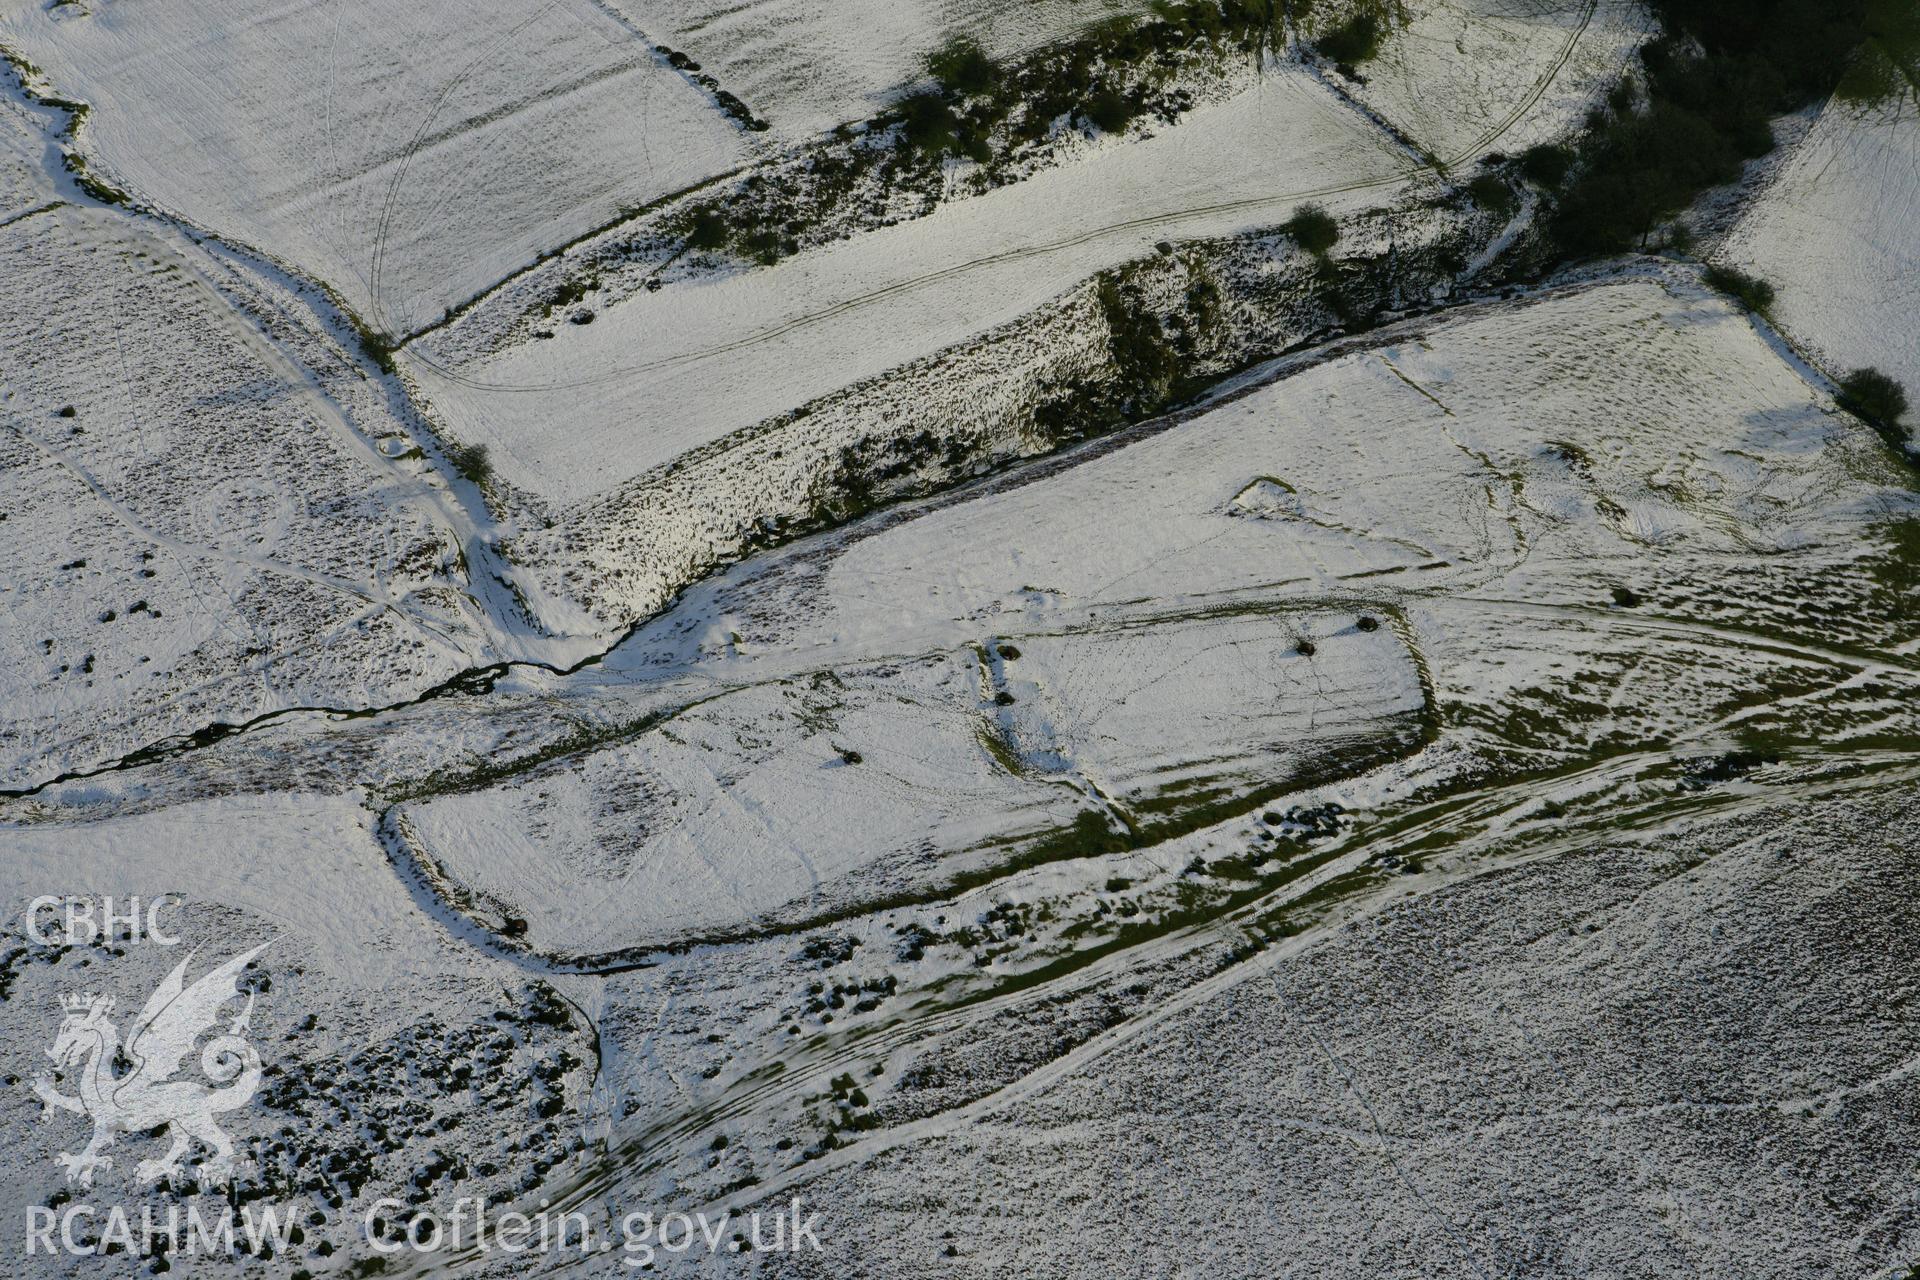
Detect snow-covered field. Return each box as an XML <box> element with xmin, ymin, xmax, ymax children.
<box><xmin>5</xmin><ymin>258</ymin><xmax>1914</xmax><ymax>1271</ymax></box>
<box><xmin>1341</xmin><ymin>0</ymin><xmax>1648</xmax><ymax>164</ymax></box>
<box><xmin>1720</xmin><ymin>96</ymin><xmax>1920</xmax><ymax>442</ymax></box>
<box><xmin>409</xmin><ymin>70</ymin><xmax>1412</xmax><ymax>507</ymax></box>
<box><xmin>3</xmin><ymin>2</ymin><xmax>1917</xmax><ymax>1275</ymax></box>
<box><xmin>608</xmin><ymin>0</ymin><xmax>1162</xmax><ymax>141</ymax></box>
<box><xmin>393</xmin><ymin>608</ymin><xmax>1424</xmax><ymax>955</ymax></box>
<box><xmin>0</xmin><ymin>0</ymin><xmax>747</xmax><ymax>332</ymax></box>
<box><xmin>759</xmin><ymin>779</ymin><xmax>1920</xmax><ymax>1279</ymax></box>
<box><xmin>395</xmin><ymin>0</ymin><xmax>1650</xmax><ymax>646</ymax></box>
<box><xmin>0</xmin><ymin>201</ymin><xmax>502</xmax><ymax>788</ymax></box>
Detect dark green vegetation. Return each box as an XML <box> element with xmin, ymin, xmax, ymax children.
<box><xmin>1315</xmin><ymin>13</ymin><xmax>1382</xmax><ymax>70</ymax></box>
<box><xmin>61</xmin><ymin>151</ymin><xmax>128</xmax><ymax>207</ymax></box>
<box><xmin>1028</xmin><ymin>252</ymin><xmax>1234</xmax><ymax>437</ymax></box>
<box><xmin>1518</xmin><ymin>142</ymin><xmax>1573</xmax><ymax>187</ymax></box>
<box><xmin>447</xmin><ymin>442</ymin><xmax>493</xmax><ymax>486</ymax></box>
<box><xmin>1701</xmin><ymin>263</ymin><xmax>1775</xmax><ymax>313</ymax></box>
<box><xmin>897</xmin><ymin>89</ymin><xmax>974</xmax><ymax>160</ymax></box>
<box><xmin>1547</xmin><ymin>0</ymin><xmax>1884</xmax><ymax>256</ymax></box>
<box><xmin>1839</xmin><ymin>0</ymin><xmax>1920</xmax><ymax>103</ymax></box>
<box><xmin>933</xmin><ymin>1</ymin><xmax>1270</xmax><ymax>147</ymax></box>
<box><xmin>348</xmin><ymin>314</ymin><xmax>398</xmax><ymax>375</ymax></box>
<box><xmin>1526</xmin><ymin>0</ymin><xmax>1916</xmax><ymax>470</ymax></box>
<box><xmin>1282</xmin><ymin>203</ymin><xmax>1341</xmax><ymax>255</ymax></box>
<box><xmin>1094</xmin><ymin>271</ymin><xmax>1187</xmax><ymax>415</ymax></box>
<box><xmin>1838</xmin><ymin>367</ymin><xmax>1914</xmax><ymax>459</ymax></box>
<box><xmin>1300</xmin><ymin>0</ymin><xmax>1404</xmax><ymax>72</ymax></box>
<box><xmin>1465</xmin><ymin>171</ymin><xmax>1517</xmax><ymax>214</ymax></box>
<box><xmin>925</xmin><ymin>37</ymin><xmax>1000</xmax><ymax>98</ymax></box>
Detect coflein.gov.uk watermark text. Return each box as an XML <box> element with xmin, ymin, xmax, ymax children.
<box><xmin>25</xmin><ymin>1198</ymin><xmax>824</xmax><ymax>1265</ymax></box>
<box><xmin>365</xmin><ymin>1196</ymin><xmax>824</xmax><ymax>1266</ymax></box>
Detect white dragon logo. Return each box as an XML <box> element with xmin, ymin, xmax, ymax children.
<box><xmin>33</xmin><ymin>942</ymin><xmax>271</xmax><ymax>1189</ymax></box>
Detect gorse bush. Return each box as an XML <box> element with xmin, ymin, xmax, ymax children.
<box><xmin>1839</xmin><ymin>367</ymin><xmax>1915</xmax><ymax>464</ymax></box>
<box><xmin>897</xmin><ymin>91</ymin><xmax>963</xmax><ymax>157</ymax></box>
<box><xmin>1316</xmin><ymin>13</ymin><xmax>1382</xmax><ymax>67</ymax></box>
<box><xmin>1083</xmin><ymin>86</ymin><xmax>1135</xmax><ymax>133</ymax></box>
<box><xmin>1095</xmin><ymin>276</ymin><xmax>1182</xmax><ymax>413</ymax></box>
<box><xmin>1518</xmin><ymin>143</ymin><xmax>1574</xmax><ymax>188</ymax></box>
<box><xmin>1283</xmin><ymin>204</ymin><xmax>1340</xmax><ymax>255</ymax></box>
<box><xmin>926</xmin><ymin>37</ymin><xmax>999</xmax><ymax>97</ymax></box>
<box><xmin>448</xmin><ymin>442</ymin><xmax>493</xmax><ymax>486</ymax></box>
<box><xmin>1838</xmin><ymin>368</ymin><xmax>1910</xmax><ymax>430</ymax></box>
<box><xmin>683</xmin><ymin>206</ymin><xmax>728</xmax><ymax>251</ymax></box>
<box><xmin>1702</xmin><ymin>264</ymin><xmax>1775</xmax><ymax>313</ymax></box>
<box><xmin>1466</xmin><ymin>172</ymin><xmax>1516</xmax><ymax>213</ymax></box>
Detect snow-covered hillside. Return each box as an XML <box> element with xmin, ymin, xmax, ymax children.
<box><xmin>2</xmin><ymin>1</ymin><xmax>1916</xmax><ymax>1275</ymax></box>
<box><xmin>0</xmin><ymin>0</ymin><xmax>747</xmax><ymax>331</ymax></box>
<box><xmin>1720</xmin><ymin>95</ymin><xmax>1920</xmax><ymax>443</ymax></box>
<box><xmin>0</xmin><ymin>200</ymin><xmax>501</xmax><ymax>787</ymax></box>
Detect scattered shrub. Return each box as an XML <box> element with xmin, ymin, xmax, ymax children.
<box><xmin>1316</xmin><ymin>13</ymin><xmax>1382</xmax><ymax>65</ymax></box>
<box><xmin>1519</xmin><ymin>143</ymin><xmax>1574</xmax><ymax>188</ymax></box>
<box><xmin>737</xmin><ymin>225</ymin><xmax>787</xmax><ymax>265</ymax></box>
<box><xmin>1837</xmin><ymin>367</ymin><xmax>1910</xmax><ymax>431</ymax></box>
<box><xmin>1082</xmin><ymin>86</ymin><xmax>1135</xmax><ymax>133</ymax></box>
<box><xmin>1096</xmin><ymin>275</ymin><xmax>1181</xmax><ymax>413</ymax></box>
<box><xmin>684</xmin><ymin>206</ymin><xmax>729</xmax><ymax>251</ymax></box>
<box><xmin>897</xmin><ymin>91</ymin><xmax>961</xmax><ymax>156</ymax></box>
<box><xmin>926</xmin><ymin>37</ymin><xmax>1000</xmax><ymax>97</ymax></box>
<box><xmin>1282</xmin><ymin>203</ymin><xmax>1340</xmax><ymax>255</ymax></box>
<box><xmin>548</xmin><ymin>275</ymin><xmax>597</xmax><ymax>310</ymax></box>
<box><xmin>1702</xmin><ymin>264</ymin><xmax>1775</xmax><ymax>312</ymax></box>
<box><xmin>1465</xmin><ymin>172</ymin><xmax>1516</xmax><ymax>212</ymax></box>
<box><xmin>448</xmin><ymin>442</ymin><xmax>493</xmax><ymax>486</ymax></box>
